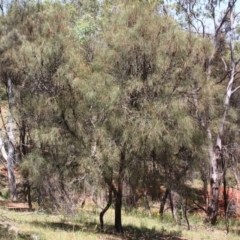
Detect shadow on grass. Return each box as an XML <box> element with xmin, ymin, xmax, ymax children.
<box><xmin>121</xmin><ymin>224</ymin><xmax>184</xmax><ymax>240</ymax></box>
<box><xmin>0</xmin><ymin>224</ymin><xmax>33</xmax><ymax>240</ymax></box>
<box><xmin>231</xmin><ymin>229</ymin><xmax>240</xmax><ymax>235</ymax></box>
<box><xmin>31</xmin><ymin>220</ymin><xmax>87</xmax><ymax>231</ymax></box>
<box><xmin>0</xmin><ymin>226</ymin><xmax>18</xmax><ymax>240</ymax></box>
<box><xmin>31</xmin><ymin>220</ymin><xmax>186</xmax><ymax>240</ymax></box>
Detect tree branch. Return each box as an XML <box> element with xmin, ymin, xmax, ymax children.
<box><xmin>231</xmin><ymin>85</ymin><xmax>240</xmax><ymax>95</ymax></box>
<box><xmin>216</xmin><ymin>71</ymin><xmax>230</xmax><ymax>84</ymax></box>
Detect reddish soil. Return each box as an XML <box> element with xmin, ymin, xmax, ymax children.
<box><xmin>218</xmin><ymin>187</ymin><xmax>240</xmax><ymax>216</ymax></box>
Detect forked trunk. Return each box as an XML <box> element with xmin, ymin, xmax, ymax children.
<box><xmin>100</xmin><ymin>184</ymin><xmax>112</xmax><ymax>230</ymax></box>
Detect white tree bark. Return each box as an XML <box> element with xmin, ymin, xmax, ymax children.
<box><xmin>0</xmin><ymin>135</ymin><xmax>8</xmax><ymax>161</ymax></box>
<box><xmin>7</xmin><ymin>77</ymin><xmax>17</xmax><ymax>201</ymax></box>
<box><xmin>207</xmin><ymin>0</ymin><xmax>237</xmax><ymax>223</ymax></box>
<box><xmin>0</xmin><ymin>77</ymin><xmax>17</xmax><ymax>201</ymax></box>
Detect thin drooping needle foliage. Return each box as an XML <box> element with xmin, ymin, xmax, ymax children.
<box><xmin>0</xmin><ymin>0</ymin><xmax>239</xmax><ymax>235</ymax></box>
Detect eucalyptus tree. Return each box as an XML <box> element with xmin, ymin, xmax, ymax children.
<box><xmin>0</xmin><ymin>2</ymin><xmax>26</xmax><ymax>200</ymax></box>
<box><xmin>0</xmin><ymin>77</ymin><xmax>17</xmax><ymax>201</ymax></box>
<box><xmin>174</xmin><ymin>0</ymin><xmax>240</xmax><ymax>224</ymax></box>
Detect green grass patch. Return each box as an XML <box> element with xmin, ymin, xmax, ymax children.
<box><xmin>0</xmin><ymin>204</ymin><xmax>239</xmax><ymax>240</ymax></box>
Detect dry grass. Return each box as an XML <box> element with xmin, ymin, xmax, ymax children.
<box><xmin>0</xmin><ymin>202</ymin><xmax>239</xmax><ymax>240</ymax></box>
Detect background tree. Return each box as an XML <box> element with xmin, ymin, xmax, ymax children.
<box><xmin>0</xmin><ymin>0</ymin><xmax>88</xmax><ymax>208</ymax></box>
<box><xmin>174</xmin><ymin>0</ymin><xmax>240</xmax><ymax>224</ymax></box>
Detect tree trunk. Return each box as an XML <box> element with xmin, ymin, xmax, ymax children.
<box><xmin>231</xmin><ymin>156</ymin><xmax>240</xmax><ymax>189</ymax></box>
<box><xmin>7</xmin><ymin>142</ymin><xmax>17</xmax><ymax>201</ymax></box>
<box><xmin>27</xmin><ymin>184</ymin><xmax>32</xmax><ymax>210</ymax></box>
<box><xmin>24</xmin><ymin>180</ymin><xmax>32</xmax><ymax>211</ymax></box>
<box><xmin>223</xmin><ymin>171</ymin><xmax>228</xmax><ymax>217</ymax></box>
<box><xmin>183</xmin><ymin>198</ymin><xmax>190</xmax><ymax>230</ymax></box>
<box><xmin>207</xmin><ymin>146</ymin><xmax>221</xmax><ymax>224</ymax></box>
<box><xmin>114</xmin><ymin>149</ymin><xmax>125</xmax><ymax>233</ymax></box>
<box><xmin>114</xmin><ymin>189</ymin><xmax>123</xmax><ymax>233</ymax></box>
<box><xmin>20</xmin><ymin>119</ymin><xmax>27</xmax><ymax>158</ymax></box>
<box><xmin>100</xmin><ymin>184</ymin><xmax>112</xmax><ymax>230</ymax></box>
<box><xmin>7</xmin><ymin>77</ymin><xmax>17</xmax><ymax>201</ymax></box>
<box><xmin>37</xmin><ymin>188</ymin><xmax>42</xmax><ymax>207</ymax></box>
<box><xmin>159</xmin><ymin>188</ymin><xmax>170</xmax><ymax>217</ymax></box>
<box><xmin>170</xmin><ymin>190</ymin><xmax>180</xmax><ymax>223</ymax></box>
<box><xmin>143</xmin><ymin>190</ymin><xmax>151</xmax><ymax>217</ymax></box>
<box><xmin>168</xmin><ymin>189</ymin><xmax>174</xmax><ymax>217</ymax></box>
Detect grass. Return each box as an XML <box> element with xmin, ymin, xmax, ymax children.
<box><xmin>0</xmin><ymin>203</ymin><xmax>240</xmax><ymax>240</ymax></box>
